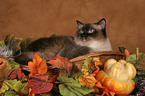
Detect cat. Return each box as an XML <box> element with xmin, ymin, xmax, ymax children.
<box><xmin>14</xmin><ymin>18</ymin><xmax>112</xmax><ymax>65</ymax></box>
<box><xmin>74</xmin><ymin>18</ymin><xmax>112</xmax><ymax>52</ymax></box>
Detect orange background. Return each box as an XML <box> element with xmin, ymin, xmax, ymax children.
<box><xmin>0</xmin><ymin>0</ymin><xmax>145</xmax><ymax>53</ymax></box>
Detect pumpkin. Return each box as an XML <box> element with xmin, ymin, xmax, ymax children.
<box><xmin>96</xmin><ymin>59</ymin><xmax>136</xmax><ymax>95</ymax></box>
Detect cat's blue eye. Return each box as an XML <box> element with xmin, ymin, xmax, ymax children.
<box><xmin>88</xmin><ymin>29</ymin><xmax>94</xmax><ymax>33</ymax></box>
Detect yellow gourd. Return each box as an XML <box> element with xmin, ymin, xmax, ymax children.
<box><xmin>96</xmin><ymin>59</ymin><xmax>136</xmax><ymax>95</ymax></box>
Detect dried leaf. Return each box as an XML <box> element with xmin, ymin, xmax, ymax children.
<box><xmin>7</xmin><ymin>60</ymin><xmax>20</xmax><ymax>70</ymax></box>
<box><xmin>10</xmin><ymin>68</ymin><xmax>26</xmax><ymax>80</ymax></box>
<box><xmin>48</xmin><ymin>54</ymin><xmax>73</xmax><ymax>71</ymax></box>
<box><xmin>125</xmin><ymin>49</ymin><xmax>130</xmax><ymax>60</ymax></box>
<box><xmin>0</xmin><ymin>63</ymin><xmax>13</xmax><ymax>82</ymax></box>
<box><xmin>94</xmin><ymin>81</ymin><xmax>115</xmax><ymax>96</ymax></box>
<box><xmin>13</xmin><ymin>81</ymin><xmax>28</xmax><ymax>95</ymax></box>
<box><xmin>4</xmin><ymin>90</ymin><xmax>19</xmax><ymax>96</ymax></box>
<box><xmin>48</xmin><ymin>74</ymin><xmax>59</xmax><ymax>82</ymax></box>
<box><xmin>92</xmin><ymin>57</ymin><xmax>103</xmax><ymax>67</ymax></box>
<box><xmin>4</xmin><ymin>35</ymin><xmax>22</xmax><ymax>53</ymax></box>
<box><xmin>0</xmin><ymin>79</ymin><xmax>17</xmax><ymax>94</ymax></box>
<box><xmin>127</xmin><ymin>53</ymin><xmax>136</xmax><ymax>63</ymax></box>
<box><xmin>28</xmin><ymin>53</ymin><xmax>47</xmax><ymax>75</ymax></box>
<box><xmin>96</xmin><ymin>81</ymin><xmax>104</xmax><ymax>88</ymax></box>
<box><xmin>24</xmin><ymin>74</ymin><xmax>53</xmax><ymax>94</ymax></box>
<box><xmin>79</xmin><ymin>74</ymin><xmax>97</xmax><ymax>88</ymax></box>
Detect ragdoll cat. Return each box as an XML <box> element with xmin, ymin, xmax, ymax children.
<box><xmin>14</xmin><ymin>18</ymin><xmax>112</xmax><ymax>65</ymax></box>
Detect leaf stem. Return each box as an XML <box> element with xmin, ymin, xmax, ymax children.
<box><xmin>136</xmin><ymin>48</ymin><xmax>139</xmax><ymax>61</ymax></box>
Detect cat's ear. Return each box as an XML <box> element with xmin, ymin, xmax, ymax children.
<box><xmin>96</xmin><ymin>18</ymin><xmax>106</xmax><ymax>29</ymax></box>
<box><xmin>76</xmin><ymin>20</ymin><xmax>83</xmax><ymax>26</ymax></box>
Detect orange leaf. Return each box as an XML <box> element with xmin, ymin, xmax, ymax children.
<box><xmin>48</xmin><ymin>54</ymin><xmax>73</xmax><ymax>71</ymax></box>
<box><xmin>96</xmin><ymin>81</ymin><xmax>104</xmax><ymax>88</ymax></box>
<box><xmin>109</xmin><ymin>92</ymin><xmax>115</xmax><ymax>96</ymax></box>
<box><xmin>93</xmin><ymin>66</ymin><xmax>100</xmax><ymax>76</ymax></box>
<box><xmin>125</xmin><ymin>49</ymin><xmax>130</xmax><ymax>60</ymax></box>
<box><xmin>0</xmin><ymin>60</ymin><xmax>3</xmax><ymax>64</ymax></box>
<box><xmin>28</xmin><ymin>53</ymin><xmax>47</xmax><ymax>75</ymax></box>
<box><xmin>101</xmin><ymin>91</ymin><xmax>115</xmax><ymax>96</ymax></box>
<box><xmin>79</xmin><ymin>74</ymin><xmax>97</xmax><ymax>88</ymax></box>
<box><xmin>92</xmin><ymin>57</ymin><xmax>103</xmax><ymax>67</ymax></box>
<box><xmin>28</xmin><ymin>88</ymin><xmax>35</xmax><ymax>96</ymax></box>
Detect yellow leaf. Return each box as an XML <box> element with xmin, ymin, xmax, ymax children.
<box><xmin>79</xmin><ymin>74</ymin><xmax>97</xmax><ymax>88</ymax></box>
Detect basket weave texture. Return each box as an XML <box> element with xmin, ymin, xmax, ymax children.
<box><xmin>0</xmin><ymin>51</ymin><xmax>126</xmax><ymax>71</ymax></box>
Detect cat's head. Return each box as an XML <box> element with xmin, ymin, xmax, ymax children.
<box><xmin>74</xmin><ymin>18</ymin><xmax>107</xmax><ymax>42</ymax></box>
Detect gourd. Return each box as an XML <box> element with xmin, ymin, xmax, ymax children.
<box><xmin>96</xmin><ymin>59</ymin><xmax>136</xmax><ymax>95</ymax></box>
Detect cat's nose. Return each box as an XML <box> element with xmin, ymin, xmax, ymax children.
<box><xmin>82</xmin><ymin>36</ymin><xmax>87</xmax><ymax>41</ymax></box>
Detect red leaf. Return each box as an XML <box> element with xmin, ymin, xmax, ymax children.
<box><xmin>48</xmin><ymin>74</ymin><xmax>59</xmax><ymax>82</ymax></box>
<box><xmin>24</xmin><ymin>74</ymin><xmax>53</xmax><ymax>94</ymax></box>
<box><xmin>49</xmin><ymin>57</ymin><xmax>57</xmax><ymax>60</ymax></box>
<box><xmin>48</xmin><ymin>54</ymin><xmax>73</xmax><ymax>71</ymax></box>
<box><xmin>10</xmin><ymin>68</ymin><xmax>26</xmax><ymax>80</ymax></box>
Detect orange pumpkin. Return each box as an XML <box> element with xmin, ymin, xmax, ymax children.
<box><xmin>96</xmin><ymin>59</ymin><xmax>136</xmax><ymax>95</ymax></box>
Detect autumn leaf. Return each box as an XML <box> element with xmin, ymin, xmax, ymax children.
<box><xmin>0</xmin><ymin>62</ymin><xmax>13</xmax><ymax>82</ymax></box>
<box><xmin>28</xmin><ymin>53</ymin><xmax>47</xmax><ymax>75</ymax></box>
<box><xmin>48</xmin><ymin>54</ymin><xmax>73</xmax><ymax>71</ymax></box>
<box><xmin>24</xmin><ymin>74</ymin><xmax>53</xmax><ymax>94</ymax></box>
<box><xmin>13</xmin><ymin>81</ymin><xmax>29</xmax><ymax>95</ymax></box>
<box><xmin>7</xmin><ymin>60</ymin><xmax>20</xmax><ymax>70</ymax></box>
<box><xmin>0</xmin><ymin>79</ymin><xmax>17</xmax><ymax>94</ymax></box>
<box><xmin>101</xmin><ymin>91</ymin><xmax>115</xmax><ymax>96</ymax></box>
<box><xmin>58</xmin><ymin>76</ymin><xmax>94</xmax><ymax>96</ymax></box>
<box><xmin>92</xmin><ymin>57</ymin><xmax>103</xmax><ymax>67</ymax></box>
<box><xmin>79</xmin><ymin>74</ymin><xmax>97</xmax><ymax>89</ymax></box>
<box><xmin>81</xmin><ymin>57</ymin><xmax>92</xmax><ymax>74</ymax></box>
<box><xmin>48</xmin><ymin>74</ymin><xmax>59</xmax><ymax>82</ymax></box>
<box><xmin>4</xmin><ymin>35</ymin><xmax>22</xmax><ymax>53</ymax></box>
<box><xmin>125</xmin><ymin>49</ymin><xmax>130</xmax><ymax>60</ymax></box>
<box><xmin>59</xmin><ymin>84</ymin><xmax>94</xmax><ymax>96</ymax></box>
<box><xmin>10</xmin><ymin>68</ymin><xmax>26</xmax><ymax>80</ymax></box>
<box><xmin>95</xmin><ymin>81</ymin><xmax>104</xmax><ymax>89</ymax></box>
<box><xmin>4</xmin><ymin>90</ymin><xmax>19</xmax><ymax>96</ymax></box>
<box><xmin>57</xmin><ymin>76</ymin><xmax>81</xmax><ymax>87</ymax></box>
<box><xmin>94</xmin><ymin>82</ymin><xmax>115</xmax><ymax>96</ymax></box>
<box><xmin>0</xmin><ymin>60</ymin><xmax>3</xmax><ymax>64</ymax></box>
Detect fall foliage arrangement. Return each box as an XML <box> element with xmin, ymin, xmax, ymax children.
<box><xmin>0</xmin><ymin>35</ymin><xmax>145</xmax><ymax>96</ymax></box>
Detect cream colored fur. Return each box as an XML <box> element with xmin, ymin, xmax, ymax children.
<box><xmin>74</xmin><ymin>38</ymin><xmax>112</xmax><ymax>52</ymax></box>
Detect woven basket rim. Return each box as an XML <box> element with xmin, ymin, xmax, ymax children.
<box><xmin>0</xmin><ymin>51</ymin><xmax>125</xmax><ymax>72</ymax></box>
<box><xmin>70</xmin><ymin>51</ymin><xmax>125</xmax><ymax>62</ymax></box>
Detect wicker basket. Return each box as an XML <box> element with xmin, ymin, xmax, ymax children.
<box><xmin>0</xmin><ymin>51</ymin><xmax>126</xmax><ymax>72</ymax></box>
<box><xmin>70</xmin><ymin>51</ymin><xmax>126</xmax><ymax>69</ymax></box>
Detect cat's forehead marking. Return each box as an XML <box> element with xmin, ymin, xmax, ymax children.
<box><xmin>78</xmin><ymin>24</ymin><xmax>91</xmax><ymax>30</ymax></box>
<box><xmin>91</xmin><ymin>24</ymin><xmax>102</xmax><ymax>30</ymax></box>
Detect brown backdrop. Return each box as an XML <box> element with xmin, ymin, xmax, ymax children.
<box><xmin>0</xmin><ymin>0</ymin><xmax>145</xmax><ymax>53</ymax></box>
